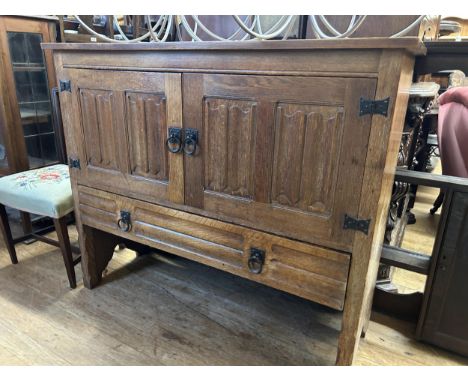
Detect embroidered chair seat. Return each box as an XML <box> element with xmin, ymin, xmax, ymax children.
<box><xmin>0</xmin><ymin>164</ymin><xmax>73</xmax><ymax>219</ymax></box>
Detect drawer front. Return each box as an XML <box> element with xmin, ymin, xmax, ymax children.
<box><xmin>78</xmin><ymin>185</ymin><xmax>351</xmax><ymax>310</ymax></box>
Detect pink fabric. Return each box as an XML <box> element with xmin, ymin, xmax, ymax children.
<box><xmin>437</xmin><ymin>87</ymin><xmax>468</xmax><ymax>178</ymax></box>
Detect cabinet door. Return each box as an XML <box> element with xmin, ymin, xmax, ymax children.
<box><xmin>183</xmin><ymin>74</ymin><xmax>376</xmax><ymax>251</ymax></box>
<box><xmin>61</xmin><ymin>69</ymin><xmax>183</xmax><ymax>205</ymax></box>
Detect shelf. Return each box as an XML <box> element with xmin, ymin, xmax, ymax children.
<box><xmin>13</xmin><ymin>65</ymin><xmax>46</xmax><ymax>72</ymax></box>
<box><xmin>23</xmin><ymin>131</ymin><xmax>55</xmax><ymax>139</ymax></box>
<box><xmin>20</xmin><ymin>109</ymin><xmax>51</xmax><ymax>119</ymax></box>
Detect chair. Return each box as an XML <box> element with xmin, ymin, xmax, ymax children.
<box><xmin>0</xmin><ymin>164</ymin><xmax>80</xmax><ymax>288</ymax></box>
<box><xmin>430</xmin><ymin>86</ymin><xmax>468</xmax><ymax>215</ymax></box>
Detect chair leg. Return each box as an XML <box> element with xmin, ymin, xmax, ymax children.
<box><xmin>0</xmin><ymin>204</ymin><xmax>18</xmax><ymax>264</ymax></box>
<box><xmin>430</xmin><ymin>191</ymin><xmax>445</xmax><ymax>215</ymax></box>
<box><xmin>20</xmin><ymin>211</ymin><xmax>32</xmax><ymax>235</ymax></box>
<box><xmin>53</xmin><ymin>216</ymin><xmax>76</xmax><ymax>288</ymax></box>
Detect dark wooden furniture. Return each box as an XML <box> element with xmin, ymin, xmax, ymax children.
<box><xmin>383</xmin><ymin>169</ymin><xmax>468</xmax><ymax>357</ymax></box>
<box><xmin>414</xmin><ymin>41</ymin><xmax>468</xmax><ymax>79</ymax></box>
<box><xmin>44</xmin><ymin>38</ymin><xmax>424</xmax><ymax>365</ymax></box>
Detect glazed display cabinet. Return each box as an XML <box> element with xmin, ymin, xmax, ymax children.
<box><xmin>0</xmin><ymin>16</ymin><xmax>65</xmax><ymax>176</ymax></box>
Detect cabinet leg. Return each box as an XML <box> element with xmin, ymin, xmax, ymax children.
<box><xmin>80</xmin><ymin>225</ymin><xmax>120</xmax><ymax>289</ymax></box>
<box><xmin>336</xmin><ymin>253</ymin><xmax>380</xmax><ymax>365</ymax></box>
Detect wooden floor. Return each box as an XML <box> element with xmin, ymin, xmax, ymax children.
<box><xmin>1</xmin><ymin>179</ymin><xmax>467</xmax><ymax>365</ymax></box>
<box><xmin>0</xmin><ymin>232</ymin><xmax>342</xmax><ymax>365</ymax></box>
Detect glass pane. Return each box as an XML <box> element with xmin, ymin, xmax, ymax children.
<box><xmin>14</xmin><ymin>71</ymin><xmax>33</xmax><ymax>103</ymax></box>
<box><xmin>38</xmin><ymin>114</ymin><xmax>53</xmax><ymax>134</ymax></box>
<box><xmin>7</xmin><ymin>32</ymin><xmax>27</xmax><ymax>65</ymax></box>
<box><xmin>40</xmin><ymin>133</ymin><xmax>58</xmax><ymax>162</ymax></box>
<box><xmin>7</xmin><ymin>31</ymin><xmax>58</xmax><ymax>169</ymax></box>
<box><xmin>22</xmin><ymin>119</ymin><xmax>39</xmax><ymax>137</ymax></box>
<box><xmin>24</xmin><ymin>135</ymin><xmax>41</xmax><ymax>160</ymax></box>
<box><xmin>31</xmin><ymin>70</ymin><xmax>49</xmax><ymax>101</ymax></box>
<box><xmin>26</xmin><ymin>34</ymin><xmax>44</xmax><ymax>64</ymax></box>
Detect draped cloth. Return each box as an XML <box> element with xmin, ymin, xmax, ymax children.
<box><xmin>437</xmin><ymin>87</ymin><xmax>468</xmax><ymax>178</ymax></box>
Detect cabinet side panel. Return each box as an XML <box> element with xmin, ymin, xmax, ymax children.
<box><xmin>337</xmin><ymin>51</ymin><xmax>415</xmax><ymax>365</ymax></box>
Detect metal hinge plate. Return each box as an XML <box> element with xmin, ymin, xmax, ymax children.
<box><xmin>359</xmin><ymin>97</ymin><xmax>390</xmax><ymax>117</ymax></box>
<box><xmin>59</xmin><ymin>80</ymin><xmax>71</xmax><ymax>92</ymax></box>
<box><xmin>69</xmin><ymin>158</ymin><xmax>80</xmax><ymax>169</ymax></box>
<box><xmin>343</xmin><ymin>214</ymin><xmax>371</xmax><ymax>235</ymax></box>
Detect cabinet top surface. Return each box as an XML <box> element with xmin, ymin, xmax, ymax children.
<box><xmin>42</xmin><ymin>37</ymin><xmax>426</xmax><ymax>55</ymax></box>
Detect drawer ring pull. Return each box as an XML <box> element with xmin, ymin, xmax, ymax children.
<box><xmin>248</xmin><ymin>247</ymin><xmax>265</xmax><ymax>274</ymax></box>
<box><xmin>117</xmin><ymin>211</ymin><xmax>132</xmax><ymax>232</ymax></box>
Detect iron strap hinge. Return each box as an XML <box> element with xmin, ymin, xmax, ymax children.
<box><xmin>59</xmin><ymin>80</ymin><xmax>71</xmax><ymax>92</ymax></box>
<box><xmin>69</xmin><ymin>158</ymin><xmax>80</xmax><ymax>169</ymax></box>
<box><xmin>343</xmin><ymin>214</ymin><xmax>371</xmax><ymax>235</ymax></box>
<box><xmin>359</xmin><ymin>97</ymin><xmax>390</xmax><ymax>117</ymax></box>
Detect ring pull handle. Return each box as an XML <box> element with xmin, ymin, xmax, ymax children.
<box><xmin>248</xmin><ymin>248</ymin><xmax>265</xmax><ymax>274</ymax></box>
<box><xmin>184</xmin><ymin>128</ymin><xmax>198</xmax><ymax>156</ymax></box>
<box><xmin>117</xmin><ymin>210</ymin><xmax>132</xmax><ymax>232</ymax></box>
<box><xmin>166</xmin><ymin>127</ymin><xmax>183</xmax><ymax>153</ymax></box>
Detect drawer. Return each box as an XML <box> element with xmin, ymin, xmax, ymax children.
<box><xmin>77</xmin><ymin>185</ymin><xmax>351</xmax><ymax>310</ymax></box>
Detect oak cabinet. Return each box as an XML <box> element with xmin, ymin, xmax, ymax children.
<box><xmin>44</xmin><ymin>39</ymin><xmax>424</xmax><ymax>365</ymax></box>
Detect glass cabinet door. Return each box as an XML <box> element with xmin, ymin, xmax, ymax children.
<box><xmin>7</xmin><ymin>31</ymin><xmax>58</xmax><ymax>168</ymax></box>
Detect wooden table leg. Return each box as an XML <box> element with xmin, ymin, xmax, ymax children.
<box><xmin>0</xmin><ymin>204</ymin><xmax>18</xmax><ymax>264</ymax></box>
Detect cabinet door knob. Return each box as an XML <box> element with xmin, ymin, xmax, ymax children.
<box><xmin>184</xmin><ymin>128</ymin><xmax>199</xmax><ymax>156</ymax></box>
<box><xmin>248</xmin><ymin>248</ymin><xmax>265</xmax><ymax>274</ymax></box>
<box><xmin>166</xmin><ymin>127</ymin><xmax>183</xmax><ymax>153</ymax></box>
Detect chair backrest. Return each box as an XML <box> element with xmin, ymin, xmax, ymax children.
<box><xmin>438</xmin><ymin>86</ymin><xmax>468</xmax><ymax>178</ymax></box>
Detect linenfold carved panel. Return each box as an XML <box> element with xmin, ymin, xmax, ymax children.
<box><xmin>79</xmin><ymin>88</ymin><xmax>119</xmax><ymax>170</ymax></box>
<box><xmin>203</xmin><ymin>97</ymin><xmax>257</xmax><ymax>198</ymax></box>
<box><xmin>271</xmin><ymin>102</ymin><xmax>344</xmax><ymax>215</ymax></box>
<box><xmin>125</xmin><ymin>92</ymin><xmax>168</xmax><ymax>181</ymax></box>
